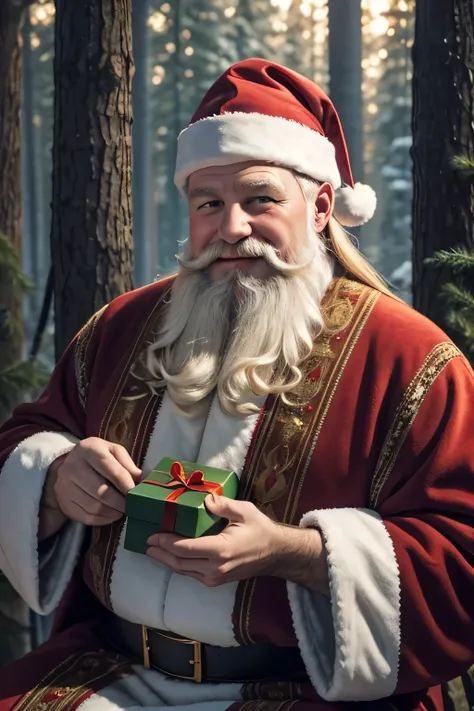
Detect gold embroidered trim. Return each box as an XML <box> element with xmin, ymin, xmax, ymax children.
<box><xmin>369</xmin><ymin>341</ymin><xmax>461</xmax><ymax>508</ymax></box>
<box><xmin>240</xmin><ymin>398</ymin><xmax>279</xmax><ymax>504</ymax></box>
<box><xmin>443</xmin><ymin>667</ymin><xmax>474</xmax><ymax>711</ymax></box>
<box><xmin>86</xmin><ymin>283</ymin><xmax>173</xmax><ymax>608</ymax></box>
<box><xmin>74</xmin><ymin>304</ymin><xmax>108</xmax><ymax>409</ymax></box>
<box><xmin>234</xmin><ymin>281</ymin><xmax>379</xmax><ymax>644</ymax></box>
<box><xmin>99</xmin><ymin>283</ymin><xmax>172</xmax><ymax>440</ymax></box>
<box><xmin>13</xmin><ymin>651</ymin><xmax>131</xmax><ymax>711</ymax></box>
<box><xmin>250</xmin><ymin>279</ymin><xmax>369</xmax><ymax>522</ymax></box>
<box><xmin>286</xmin><ymin>288</ymin><xmax>380</xmax><ymax>524</ymax></box>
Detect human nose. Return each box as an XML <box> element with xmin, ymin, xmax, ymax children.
<box><xmin>217</xmin><ymin>204</ymin><xmax>252</xmax><ymax>244</ymax></box>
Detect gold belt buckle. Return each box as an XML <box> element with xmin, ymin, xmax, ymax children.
<box><xmin>141</xmin><ymin>626</ymin><xmax>202</xmax><ymax>683</ymax></box>
<box><xmin>186</xmin><ymin>637</ymin><xmax>202</xmax><ymax>683</ymax></box>
<box><xmin>141</xmin><ymin>625</ymin><xmax>151</xmax><ymax>670</ymax></box>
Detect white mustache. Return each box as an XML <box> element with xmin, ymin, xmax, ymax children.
<box><xmin>176</xmin><ymin>237</ymin><xmax>314</xmax><ymax>275</ymax></box>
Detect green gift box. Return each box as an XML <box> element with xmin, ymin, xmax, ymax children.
<box><xmin>124</xmin><ymin>456</ymin><xmax>239</xmax><ymax>554</ymax></box>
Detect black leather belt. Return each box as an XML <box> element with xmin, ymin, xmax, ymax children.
<box><xmin>101</xmin><ymin>610</ymin><xmax>306</xmax><ymax>684</ymax></box>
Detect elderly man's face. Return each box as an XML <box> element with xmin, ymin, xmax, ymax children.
<box><xmin>187</xmin><ymin>162</ymin><xmax>315</xmax><ymax>281</ymax></box>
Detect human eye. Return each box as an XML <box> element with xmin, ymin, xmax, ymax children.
<box><xmin>198</xmin><ymin>200</ymin><xmax>223</xmax><ymax>210</ymax></box>
<box><xmin>249</xmin><ymin>196</ymin><xmax>278</xmax><ymax>204</ymax></box>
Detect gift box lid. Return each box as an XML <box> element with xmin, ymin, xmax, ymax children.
<box><xmin>125</xmin><ymin>456</ymin><xmax>238</xmax><ymax>525</ymax></box>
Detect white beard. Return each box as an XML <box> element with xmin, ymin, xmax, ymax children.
<box><xmin>144</xmin><ymin>225</ymin><xmax>334</xmax><ymax>417</ymax></box>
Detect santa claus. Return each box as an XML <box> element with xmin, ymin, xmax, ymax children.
<box><xmin>0</xmin><ymin>59</ymin><xmax>473</xmax><ymax>711</ymax></box>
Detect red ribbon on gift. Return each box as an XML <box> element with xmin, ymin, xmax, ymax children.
<box><xmin>143</xmin><ymin>461</ymin><xmax>222</xmax><ymax>533</ymax></box>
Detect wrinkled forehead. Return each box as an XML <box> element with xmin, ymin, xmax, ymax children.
<box><xmin>186</xmin><ymin>161</ymin><xmax>299</xmax><ymax>195</ymax></box>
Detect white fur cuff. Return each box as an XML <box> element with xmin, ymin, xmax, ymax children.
<box><xmin>0</xmin><ymin>431</ymin><xmax>85</xmax><ymax>614</ymax></box>
<box><xmin>287</xmin><ymin>507</ymin><xmax>401</xmax><ymax>701</ymax></box>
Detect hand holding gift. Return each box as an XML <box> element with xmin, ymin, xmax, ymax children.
<box><xmin>146</xmin><ymin>494</ymin><xmax>284</xmax><ymax>587</ymax></box>
<box><xmin>41</xmin><ymin>437</ymin><xmax>142</xmax><ymax>539</ymax></box>
<box><xmin>125</xmin><ymin>457</ymin><xmax>328</xmax><ymax>594</ymax></box>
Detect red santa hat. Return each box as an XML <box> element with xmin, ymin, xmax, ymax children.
<box><xmin>174</xmin><ymin>58</ymin><xmax>376</xmax><ymax>227</ymax></box>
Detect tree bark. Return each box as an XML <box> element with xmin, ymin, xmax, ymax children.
<box><xmin>412</xmin><ymin>1</ymin><xmax>474</xmax><ymax>332</ymax></box>
<box><xmin>51</xmin><ymin>0</ymin><xmax>134</xmax><ymax>359</ymax></box>
<box><xmin>328</xmin><ymin>0</ymin><xmax>364</xmax><ymax>182</ymax></box>
<box><xmin>0</xmin><ymin>0</ymin><xmax>24</xmax><ymax>372</ymax></box>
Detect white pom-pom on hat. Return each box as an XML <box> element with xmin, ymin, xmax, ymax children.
<box><xmin>333</xmin><ymin>183</ymin><xmax>378</xmax><ymax>227</ymax></box>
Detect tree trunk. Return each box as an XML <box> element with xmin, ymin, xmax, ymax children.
<box><xmin>412</xmin><ymin>1</ymin><xmax>474</xmax><ymax>332</ymax></box>
<box><xmin>328</xmin><ymin>0</ymin><xmax>364</xmax><ymax>182</ymax></box>
<box><xmin>51</xmin><ymin>0</ymin><xmax>134</xmax><ymax>359</ymax></box>
<box><xmin>132</xmin><ymin>0</ymin><xmax>151</xmax><ymax>287</ymax></box>
<box><xmin>0</xmin><ymin>0</ymin><xmax>24</xmax><ymax>372</ymax></box>
<box><xmin>0</xmin><ymin>0</ymin><xmax>34</xmax><ymax>666</ymax></box>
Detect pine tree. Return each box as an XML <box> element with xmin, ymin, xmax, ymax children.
<box><xmin>233</xmin><ymin>0</ymin><xmax>281</xmax><ymax>61</ymax></box>
<box><xmin>412</xmin><ymin>0</ymin><xmax>474</xmax><ymax>334</ymax></box>
<box><xmin>0</xmin><ymin>0</ymin><xmax>26</xmax><ymax>396</ymax></box>
<box><xmin>0</xmin><ymin>235</ymin><xmax>48</xmax><ymax>421</ymax></box>
<box><xmin>0</xmin><ymin>0</ymin><xmax>49</xmax><ymax>666</ymax></box>
<box><xmin>425</xmin><ymin>158</ymin><xmax>474</xmax><ymax>361</ymax></box>
<box><xmin>280</xmin><ymin>1</ymin><xmax>328</xmax><ymax>87</ymax></box>
<box><xmin>1</xmin><ymin>2</ymin><xmax>50</xmax><ymax>403</ymax></box>
<box><xmin>51</xmin><ymin>0</ymin><xmax>135</xmax><ymax>357</ymax></box>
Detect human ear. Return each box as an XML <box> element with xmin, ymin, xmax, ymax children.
<box><xmin>314</xmin><ymin>182</ymin><xmax>335</xmax><ymax>232</ymax></box>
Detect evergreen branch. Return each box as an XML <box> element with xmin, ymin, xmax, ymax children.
<box><xmin>451</xmin><ymin>155</ymin><xmax>474</xmax><ymax>176</ymax></box>
<box><xmin>0</xmin><ymin>234</ymin><xmax>32</xmax><ymax>293</ymax></box>
<box><xmin>425</xmin><ymin>248</ymin><xmax>474</xmax><ymax>274</ymax></box>
<box><xmin>0</xmin><ymin>309</ymin><xmax>21</xmax><ymax>342</ymax></box>
<box><xmin>446</xmin><ymin>311</ymin><xmax>474</xmax><ymax>344</ymax></box>
<box><xmin>447</xmin><ymin>314</ymin><xmax>474</xmax><ymax>359</ymax></box>
<box><xmin>441</xmin><ymin>282</ymin><xmax>474</xmax><ymax>314</ymax></box>
<box><xmin>0</xmin><ymin>360</ymin><xmax>48</xmax><ymax>421</ymax></box>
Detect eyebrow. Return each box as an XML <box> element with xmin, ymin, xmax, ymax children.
<box><xmin>188</xmin><ymin>187</ymin><xmax>219</xmax><ymax>199</ymax></box>
<box><xmin>238</xmin><ymin>179</ymin><xmax>286</xmax><ymax>197</ymax></box>
<box><xmin>188</xmin><ymin>179</ymin><xmax>287</xmax><ymax>201</ymax></box>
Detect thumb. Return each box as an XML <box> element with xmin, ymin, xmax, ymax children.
<box><xmin>205</xmin><ymin>494</ymin><xmax>248</xmax><ymax>523</ymax></box>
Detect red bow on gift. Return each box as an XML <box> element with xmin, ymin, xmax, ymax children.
<box><xmin>143</xmin><ymin>461</ymin><xmax>222</xmax><ymax>533</ymax></box>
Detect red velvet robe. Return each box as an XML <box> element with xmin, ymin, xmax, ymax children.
<box><xmin>0</xmin><ymin>277</ymin><xmax>473</xmax><ymax>711</ymax></box>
